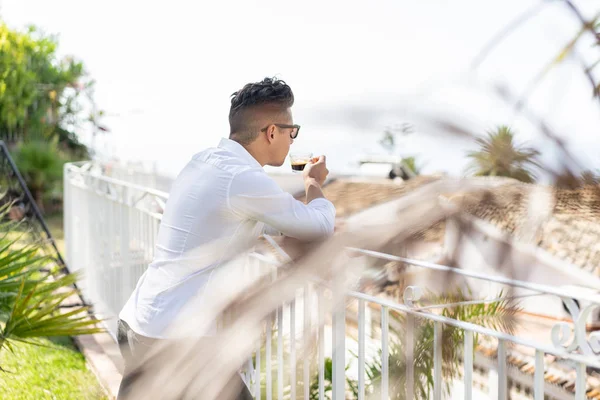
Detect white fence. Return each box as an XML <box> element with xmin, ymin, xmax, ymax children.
<box><xmin>63</xmin><ymin>162</ymin><xmax>600</xmax><ymax>400</ymax></box>
<box><xmin>102</xmin><ymin>160</ymin><xmax>174</xmax><ymax>193</ymax></box>
<box><xmin>64</xmin><ymin>162</ymin><xmax>168</xmax><ymax>335</ymax></box>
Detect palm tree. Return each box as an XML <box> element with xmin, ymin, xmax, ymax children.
<box><xmin>269</xmin><ymin>289</ymin><xmax>518</xmax><ymax>400</ymax></box>
<box><xmin>0</xmin><ymin>202</ymin><xmax>103</xmax><ymax>366</ymax></box>
<box><xmin>467</xmin><ymin>126</ymin><xmax>540</xmax><ymax>183</ymax></box>
<box><xmin>355</xmin><ymin>289</ymin><xmax>519</xmax><ymax>400</ymax></box>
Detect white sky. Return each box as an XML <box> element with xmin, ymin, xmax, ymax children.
<box><xmin>2</xmin><ymin>0</ymin><xmax>599</xmax><ymax>179</ymax></box>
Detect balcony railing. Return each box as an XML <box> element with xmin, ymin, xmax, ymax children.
<box><xmin>63</xmin><ymin>161</ymin><xmax>600</xmax><ymax>400</ymax></box>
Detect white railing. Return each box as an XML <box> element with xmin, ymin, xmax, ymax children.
<box><xmin>243</xmin><ymin>250</ymin><xmax>600</xmax><ymax>400</ymax></box>
<box><xmin>103</xmin><ymin>160</ymin><xmax>174</xmax><ymax>193</ymax></box>
<box><xmin>64</xmin><ymin>162</ymin><xmax>600</xmax><ymax>400</ymax></box>
<box><xmin>64</xmin><ymin>162</ymin><xmax>168</xmax><ymax>335</ymax></box>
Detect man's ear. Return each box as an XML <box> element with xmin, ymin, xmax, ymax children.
<box><xmin>266</xmin><ymin>125</ymin><xmax>277</xmax><ymax>143</ymax></box>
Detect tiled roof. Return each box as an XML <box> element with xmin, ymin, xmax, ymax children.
<box><xmin>319</xmin><ymin>176</ymin><xmax>440</xmax><ymax>218</ymax></box>
<box><xmin>292</xmin><ymin>174</ymin><xmax>600</xmax><ymax>274</ymax></box>
<box><xmin>449</xmin><ymin>180</ymin><xmax>600</xmax><ymax>275</ymax></box>
<box><xmin>296</xmin><ymin>175</ymin><xmax>445</xmax><ymax>243</ymax></box>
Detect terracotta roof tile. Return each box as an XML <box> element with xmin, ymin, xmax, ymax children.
<box><xmin>448</xmin><ymin>180</ymin><xmax>600</xmax><ymax>275</ymax></box>
<box><xmin>283</xmin><ymin>175</ymin><xmax>600</xmax><ymax>272</ymax></box>
<box><xmin>588</xmin><ymin>388</ymin><xmax>600</xmax><ymax>398</ymax></box>
<box><xmin>314</xmin><ymin>175</ymin><xmax>441</xmax><ymax>218</ymax></box>
<box><xmin>311</xmin><ymin>176</ymin><xmax>600</xmax><ymax>270</ymax></box>
<box><xmin>297</xmin><ymin>175</ymin><xmax>445</xmax><ymax>242</ymax></box>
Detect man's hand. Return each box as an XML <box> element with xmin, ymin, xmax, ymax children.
<box><xmin>334</xmin><ymin>218</ymin><xmax>346</xmax><ymax>233</ymax></box>
<box><xmin>303</xmin><ymin>155</ymin><xmax>329</xmax><ymax>187</ymax></box>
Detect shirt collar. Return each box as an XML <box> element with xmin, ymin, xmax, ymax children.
<box><xmin>218</xmin><ymin>138</ymin><xmax>262</xmax><ymax>169</ymax></box>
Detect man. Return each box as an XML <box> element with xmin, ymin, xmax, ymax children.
<box><xmin>117</xmin><ymin>77</ymin><xmax>336</xmax><ymax>398</ymax></box>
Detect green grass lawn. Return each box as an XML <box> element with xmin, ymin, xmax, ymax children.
<box><xmin>6</xmin><ymin>212</ymin><xmax>65</xmax><ymax>256</ymax></box>
<box><xmin>44</xmin><ymin>212</ymin><xmax>65</xmax><ymax>256</ymax></box>
<box><xmin>0</xmin><ymin>212</ymin><xmax>108</xmax><ymax>399</ymax></box>
<box><xmin>0</xmin><ymin>337</ymin><xmax>107</xmax><ymax>399</ymax></box>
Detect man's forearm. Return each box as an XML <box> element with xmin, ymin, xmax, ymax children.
<box><xmin>305</xmin><ymin>178</ymin><xmax>326</xmax><ymax>203</ymax></box>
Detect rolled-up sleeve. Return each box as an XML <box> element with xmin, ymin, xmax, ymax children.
<box><xmin>229</xmin><ymin>169</ymin><xmax>336</xmax><ymax>240</ymax></box>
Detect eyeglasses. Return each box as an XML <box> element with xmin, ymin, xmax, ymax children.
<box><xmin>261</xmin><ymin>124</ymin><xmax>301</xmax><ymax>139</ymax></box>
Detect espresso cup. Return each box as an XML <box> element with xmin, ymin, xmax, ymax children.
<box><xmin>289</xmin><ymin>152</ymin><xmax>313</xmax><ymax>172</ymax></box>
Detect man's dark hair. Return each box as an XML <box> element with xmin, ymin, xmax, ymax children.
<box><xmin>229</xmin><ymin>77</ymin><xmax>294</xmax><ymax>145</ymax></box>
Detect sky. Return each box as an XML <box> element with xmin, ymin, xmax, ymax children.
<box><xmin>1</xmin><ymin>0</ymin><xmax>599</xmax><ymax>180</ymax></box>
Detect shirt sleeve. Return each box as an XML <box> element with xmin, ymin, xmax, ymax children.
<box><xmin>229</xmin><ymin>169</ymin><xmax>336</xmax><ymax>241</ymax></box>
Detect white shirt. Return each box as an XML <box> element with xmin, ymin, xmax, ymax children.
<box><xmin>119</xmin><ymin>138</ymin><xmax>336</xmax><ymax>338</ymax></box>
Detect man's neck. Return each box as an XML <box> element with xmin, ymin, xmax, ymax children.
<box><xmin>230</xmin><ymin>137</ymin><xmax>268</xmax><ymax>167</ymax></box>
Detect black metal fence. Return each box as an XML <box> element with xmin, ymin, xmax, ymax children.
<box><xmin>0</xmin><ymin>140</ymin><xmax>68</xmax><ymax>275</ymax></box>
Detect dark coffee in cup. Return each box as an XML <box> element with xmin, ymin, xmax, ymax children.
<box><xmin>289</xmin><ymin>152</ymin><xmax>313</xmax><ymax>173</ymax></box>
<box><xmin>291</xmin><ymin>162</ymin><xmax>308</xmax><ymax>171</ymax></box>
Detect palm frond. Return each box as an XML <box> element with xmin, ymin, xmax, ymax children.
<box><xmin>356</xmin><ymin>288</ymin><xmax>521</xmax><ymax>399</ymax></box>
<box><xmin>2</xmin><ymin>280</ymin><xmax>103</xmax><ymax>341</ymax></box>
<box><xmin>0</xmin><ymin>204</ymin><xmax>104</xmax><ymax>365</ymax></box>
<box><xmin>466</xmin><ymin>126</ymin><xmax>539</xmax><ymax>183</ymax></box>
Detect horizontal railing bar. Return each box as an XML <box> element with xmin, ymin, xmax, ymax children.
<box><xmin>348</xmin><ymin>290</ymin><xmax>600</xmax><ymax>368</ymax></box>
<box><xmin>67</xmin><ymin>180</ymin><xmax>165</xmax><ymax>219</ymax></box>
<box><xmin>347</xmin><ymin>247</ymin><xmax>600</xmax><ymax>305</ymax></box>
<box><xmin>65</xmin><ymin>163</ymin><xmax>169</xmax><ymax>200</ymax></box>
<box><xmin>248</xmin><ymin>252</ymin><xmax>282</xmax><ymax>267</ymax></box>
<box><xmin>262</xmin><ymin>235</ymin><xmax>293</xmax><ymax>263</ymax></box>
<box><xmin>415</xmin><ymin>293</ymin><xmax>542</xmax><ymax>311</ymax></box>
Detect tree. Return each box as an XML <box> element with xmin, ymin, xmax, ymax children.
<box><xmin>0</xmin><ymin>21</ymin><xmax>106</xmax><ymax>210</ymax></box>
<box><xmin>11</xmin><ymin>139</ymin><xmax>65</xmax><ymax>212</ymax></box>
<box><xmin>353</xmin><ymin>289</ymin><xmax>519</xmax><ymax>400</ymax></box>
<box><xmin>0</xmin><ymin>22</ymin><xmax>105</xmax><ymax>155</ymax></box>
<box><xmin>467</xmin><ymin>126</ymin><xmax>540</xmax><ymax>183</ymax></box>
